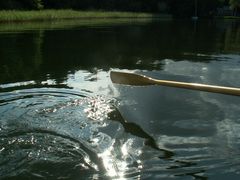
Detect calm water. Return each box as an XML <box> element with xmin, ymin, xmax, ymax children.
<box><xmin>0</xmin><ymin>19</ymin><xmax>240</xmax><ymax>179</ymax></box>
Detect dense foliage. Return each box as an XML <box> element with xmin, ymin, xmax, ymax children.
<box><xmin>169</xmin><ymin>0</ymin><xmax>225</xmax><ymax>17</ymax></box>
<box><xmin>0</xmin><ymin>0</ymin><xmax>166</xmax><ymax>12</ymax></box>
<box><xmin>0</xmin><ymin>0</ymin><xmax>239</xmax><ymax>17</ymax></box>
<box><xmin>229</xmin><ymin>0</ymin><xmax>240</xmax><ymax>15</ymax></box>
<box><xmin>0</xmin><ymin>0</ymin><xmax>43</xmax><ymax>10</ymax></box>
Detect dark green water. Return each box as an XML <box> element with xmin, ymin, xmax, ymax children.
<box><xmin>0</xmin><ymin>19</ymin><xmax>240</xmax><ymax>179</ymax></box>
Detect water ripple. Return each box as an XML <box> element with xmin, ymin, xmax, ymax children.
<box><xmin>1</xmin><ymin>83</ymin><xmax>240</xmax><ymax>179</ymax></box>
<box><xmin>0</xmin><ymin>87</ymin><xmax>143</xmax><ymax>179</ymax></box>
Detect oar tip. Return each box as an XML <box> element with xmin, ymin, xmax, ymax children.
<box><xmin>110</xmin><ymin>71</ymin><xmax>154</xmax><ymax>86</ymax></box>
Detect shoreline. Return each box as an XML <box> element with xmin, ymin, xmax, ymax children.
<box><xmin>0</xmin><ymin>10</ymin><xmax>172</xmax><ymax>23</ymax></box>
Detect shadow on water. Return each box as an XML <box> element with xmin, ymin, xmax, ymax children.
<box><xmin>108</xmin><ymin>106</ymin><xmax>174</xmax><ymax>159</ymax></box>
<box><xmin>0</xmin><ymin>19</ymin><xmax>240</xmax><ymax>85</ymax></box>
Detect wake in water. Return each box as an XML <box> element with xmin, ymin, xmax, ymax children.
<box><xmin>1</xmin><ymin>77</ymin><xmax>240</xmax><ymax>179</ymax></box>
<box><xmin>0</xmin><ymin>87</ymin><xmax>170</xmax><ymax>179</ymax></box>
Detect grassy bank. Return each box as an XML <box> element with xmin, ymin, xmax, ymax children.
<box><xmin>223</xmin><ymin>16</ymin><xmax>240</xmax><ymax>19</ymax></box>
<box><xmin>214</xmin><ymin>15</ymin><xmax>240</xmax><ymax>19</ymax></box>
<box><xmin>0</xmin><ymin>10</ymin><xmax>171</xmax><ymax>22</ymax></box>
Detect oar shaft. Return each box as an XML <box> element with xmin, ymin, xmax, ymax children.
<box><xmin>110</xmin><ymin>71</ymin><xmax>240</xmax><ymax>96</ymax></box>
<box><xmin>152</xmin><ymin>78</ymin><xmax>240</xmax><ymax>96</ymax></box>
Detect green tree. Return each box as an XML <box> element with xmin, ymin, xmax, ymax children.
<box><xmin>23</xmin><ymin>0</ymin><xmax>44</xmax><ymax>10</ymax></box>
<box><xmin>229</xmin><ymin>0</ymin><xmax>240</xmax><ymax>15</ymax></box>
<box><xmin>0</xmin><ymin>0</ymin><xmax>43</xmax><ymax>10</ymax></box>
<box><xmin>0</xmin><ymin>0</ymin><xmax>22</xmax><ymax>9</ymax></box>
<box><xmin>34</xmin><ymin>0</ymin><xmax>44</xmax><ymax>9</ymax></box>
<box><xmin>168</xmin><ymin>0</ymin><xmax>225</xmax><ymax>18</ymax></box>
<box><xmin>42</xmin><ymin>0</ymin><xmax>77</xmax><ymax>9</ymax></box>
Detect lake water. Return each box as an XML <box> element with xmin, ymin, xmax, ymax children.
<box><xmin>0</xmin><ymin>19</ymin><xmax>240</xmax><ymax>179</ymax></box>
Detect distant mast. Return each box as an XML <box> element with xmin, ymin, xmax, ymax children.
<box><xmin>192</xmin><ymin>0</ymin><xmax>198</xmax><ymax>20</ymax></box>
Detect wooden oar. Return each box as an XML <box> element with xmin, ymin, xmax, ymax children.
<box><xmin>110</xmin><ymin>71</ymin><xmax>240</xmax><ymax>96</ymax></box>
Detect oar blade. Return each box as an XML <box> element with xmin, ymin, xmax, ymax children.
<box><xmin>110</xmin><ymin>71</ymin><xmax>154</xmax><ymax>86</ymax></box>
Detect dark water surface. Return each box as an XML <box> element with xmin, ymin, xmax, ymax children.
<box><xmin>0</xmin><ymin>19</ymin><xmax>240</xmax><ymax>179</ymax></box>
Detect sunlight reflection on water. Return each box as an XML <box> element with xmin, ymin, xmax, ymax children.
<box><xmin>1</xmin><ymin>19</ymin><xmax>240</xmax><ymax>179</ymax></box>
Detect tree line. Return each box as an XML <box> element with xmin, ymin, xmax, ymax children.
<box><xmin>0</xmin><ymin>0</ymin><xmax>239</xmax><ymax>17</ymax></box>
